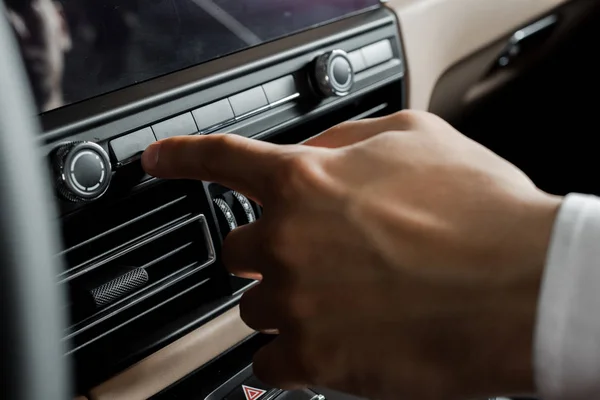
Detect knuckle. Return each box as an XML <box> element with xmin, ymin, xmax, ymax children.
<box><xmin>391</xmin><ymin>109</ymin><xmax>450</xmax><ymax>132</ymax></box>
<box><xmin>273</xmin><ymin>153</ymin><xmax>331</xmax><ymax>200</ymax></box>
<box><xmin>275</xmin><ymin>154</ymin><xmax>318</xmax><ymax>188</ymax></box>
<box><xmin>320</xmin><ymin>120</ymin><xmax>355</xmax><ymax>138</ymax></box>
<box><xmin>390</xmin><ymin>109</ymin><xmax>423</xmax><ymax>127</ymax></box>
<box><xmin>206</xmin><ymin>133</ymin><xmax>239</xmax><ymax>154</ymax></box>
<box><xmin>330</xmin><ymin>120</ymin><xmax>355</xmax><ymax>133</ymax></box>
<box><xmin>195</xmin><ymin>134</ymin><xmax>234</xmax><ymax>173</ymax></box>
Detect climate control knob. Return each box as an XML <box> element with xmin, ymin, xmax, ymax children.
<box><xmin>312</xmin><ymin>49</ymin><xmax>354</xmax><ymax>97</ymax></box>
<box><xmin>231</xmin><ymin>191</ymin><xmax>256</xmax><ymax>224</ymax></box>
<box><xmin>51</xmin><ymin>141</ymin><xmax>112</xmax><ymax>203</ymax></box>
<box><xmin>213</xmin><ymin>198</ymin><xmax>238</xmax><ymax>237</ymax></box>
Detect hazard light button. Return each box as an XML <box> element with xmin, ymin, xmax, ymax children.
<box><xmin>242</xmin><ymin>385</ymin><xmax>268</xmax><ymax>400</ymax></box>
<box><xmin>223</xmin><ymin>375</ymin><xmax>276</xmax><ymax>400</ymax></box>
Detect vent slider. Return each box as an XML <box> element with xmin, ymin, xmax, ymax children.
<box><xmin>89</xmin><ymin>267</ymin><xmax>149</xmax><ymax>309</ymax></box>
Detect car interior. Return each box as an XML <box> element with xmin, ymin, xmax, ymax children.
<box><xmin>1</xmin><ymin>0</ymin><xmax>599</xmax><ymax>399</ymax></box>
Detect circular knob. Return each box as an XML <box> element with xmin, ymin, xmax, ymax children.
<box><xmin>52</xmin><ymin>141</ymin><xmax>112</xmax><ymax>202</ymax></box>
<box><xmin>231</xmin><ymin>191</ymin><xmax>256</xmax><ymax>224</ymax></box>
<box><xmin>312</xmin><ymin>50</ymin><xmax>354</xmax><ymax>97</ymax></box>
<box><xmin>213</xmin><ymin>198</ymin><xmax>238</xmax><ymax>237</ymax></box>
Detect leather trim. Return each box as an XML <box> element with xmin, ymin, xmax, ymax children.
<box><xmin>89</xmin><ymin>306</ymin><xmax>254</xmax><ymax>400</ymax></box>
<box><xmin>387</xmin><ymin>0</ymin><xmax>571</xmax><ymax>110</ymax></box>
<box><xmin>428</xmin><ymin>0</ymin><xmax>597</xmax><ymax>120</ymax></box>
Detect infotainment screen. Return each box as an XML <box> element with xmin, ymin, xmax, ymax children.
<box><xmin>3</xmin><ymin>0</ymin><xmax>380</xmax><ymax>113</ymax></box>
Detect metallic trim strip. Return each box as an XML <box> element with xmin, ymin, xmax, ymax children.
<box><xmin>510</xmin><ymin>14</ymin><xmax>558</xmax><ymax>46</ymax></box>
<box><xmin>199</xmin><ymin>118</ymin><xmax>237</xmax><ymax>134</ymax></box>
<box><xmin>233</xmin><ymin>91</ymin><xmax>301</xmax><ymax>122</ymax></box>
<box><xmin>89</xmin><ymin>306</ymin><xmax>254</xmax><ymax>400</ymax></box>
<box><xmin>201</xmin><ymin>92</ymin><xmax>301</xmax><ymax>135</ymax></box>
<box><xmin>268</xmin><ymin>92</ymin><xmax>301</xmax><ymax>109</ymax></box>
<box><xmin>234</xmin><ymin>103</ymin><xmax>273</xmax><ymax>122</ymax></box>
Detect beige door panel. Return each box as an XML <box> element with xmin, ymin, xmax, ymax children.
<box><xmin>89</xmin><ymin>307</ymin><xmax>254</xmax><ymax>400</ymax></box>
<box><xmin>387</xmin><ymin>0</ymin><xmax>576</xmax><ymax>112</ymax></box>
<box><xmin>428</xmin><ymin>0</ymin><xmax>598</xmax><ymax>120</ymax></box>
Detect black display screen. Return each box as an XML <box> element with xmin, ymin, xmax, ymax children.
<box><xmin>3</xmin><ymin>0</ymin><xmax>380</xmax><ymax>113</ymax></box>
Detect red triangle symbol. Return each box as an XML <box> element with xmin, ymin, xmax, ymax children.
<box><xmin>242</xmin><ymin>385</ymin><xmax>267</xmax><ymax>400</ymax></box>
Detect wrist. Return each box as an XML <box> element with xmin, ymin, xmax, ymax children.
<box><xmin>455</xmin><ymin>192</ymin><xmax>564</xmax><ymax>399</ymax></box>
<box><xmin>520</xmin><ymin>192</ymin><xmax>564</xmax><ymax>276</ymax></box>
<box><xmin>487</xmin><ymin>191</ymin><xmax>564</xmax><ymax>397</ymax></box>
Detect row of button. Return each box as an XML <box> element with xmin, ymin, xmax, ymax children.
<box><xmin>110</xmin><ymin>75</ymin><xmax>299</xmax><ymax>163</ymax></box>
<box><xmin>223</xmin><ymin>373</ymin><xmax>324</xmax><ymax>400</ymax></box>
<box><xmin>347</xmin><ymin>39</ymin><xmax>394</xmax><ymax>74</ymax></box>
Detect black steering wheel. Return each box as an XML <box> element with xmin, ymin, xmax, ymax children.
<box><xmin>0</xmin><ymin>9</ymin><xmax>70</xmax><ymax>400</ymax></box>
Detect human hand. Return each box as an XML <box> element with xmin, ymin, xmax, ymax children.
<box><xmin>142</xmin><ymin>110</ymin><xmax>562</xmax><ymax>400</ymax></box>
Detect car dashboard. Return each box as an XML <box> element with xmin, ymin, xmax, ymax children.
<box><xmin>2</xmin><ymin>0</ymin><xmax>599</xmax><ymax>399</ymax></box>
<box><xmin>29</xmin><ymin>3</ymin><xmax>405</xmax><ymax>399</ymax></box>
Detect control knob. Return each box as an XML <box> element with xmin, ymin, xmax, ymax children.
<box><xmin>312</xmin><ymin>49</ymin><xmax>355</xmax><ymax>97</ymax></box>
<box><xmin>213</xmin><ymin>197</ymin><xmax>238</xmax><ymax>237</ymax></box>
<box><xmin>51</xmin><ymin>141</ymin><xmax>112</xmax><ymax>202</ymax></box>
<box><xmin>231</xmin><ymin>191</ymin><xmax>256</xmax><ymax>224</ymax></box>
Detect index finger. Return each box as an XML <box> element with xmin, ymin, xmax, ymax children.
<box><xmin>142</xmin><ymin>134</ymin><xmax>281</xmax><ymax>200</ymax></box>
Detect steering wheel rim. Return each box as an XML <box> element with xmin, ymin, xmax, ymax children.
<box><xmin>0</xmin><ymin>8</ymin><xmax>70</xmax><ymax>400</ymax></box>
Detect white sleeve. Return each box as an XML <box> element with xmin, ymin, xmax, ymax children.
<box><xmin>535</xmin><ymin>193</ymin><xmax>600</xmax><ymax>400</ymax></box>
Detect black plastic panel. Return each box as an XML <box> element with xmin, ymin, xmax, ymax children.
<box><xmin>110</xmin><ymin>127</ymin><xmax>157</xmax><ymax>163</ymax></box>
<box><xmin>193</xmin><ymin>100</ymin><xmax>236</xmax><ymax>133</ymax></box>
<box><xmin>263</xmin><ymin>76</ymin><xmax>297</xmax><ymax>104</ymax></box>
<box><xmin>40</xmin><ymin>8</ymin><xmax>402</xmax><ymax>145</ymax></box>
<box><xmin>153</xmin><ymin>113</ymin><xmax>199</xmax><ymax>140</ymax></box>
<box><xmin>229</xmin><ymin>87</ymin><xmax>270</xmax><ymax>117</ymax></box>
<box><xmin>44</xmin><ymin>7</ymin><xmax>407</xmax><ymax>394</ymax></box>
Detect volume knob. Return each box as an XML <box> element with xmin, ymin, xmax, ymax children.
<box><xmin>213</xmin><ymin>197</ymin><xmax>238</xmax><ymax>237</ymax></box>
<box><xmin>52</xmin><ymin>141</ymin><xmax>112</xmax><ymax>202</ymax></box>
<box><xmin>231</xmin><ymin>191</ymin><xmax>256</xmax><ymax>225</ymax></box>
<box><xmin>312</xmin><ymin>49</ymin><xmax>355</xmax><ymax>97</ymax></box>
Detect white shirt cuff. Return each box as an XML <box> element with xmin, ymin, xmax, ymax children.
<box><xmin>535</xmin><ymin>193</ymin><xmax>600</xmax><ymax>400</ymax></box>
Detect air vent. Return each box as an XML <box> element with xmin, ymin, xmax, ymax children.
<box><xmin>59</xmin><ymin>180</ymin><xmax>228</xmax><ymax>355</ymax></box>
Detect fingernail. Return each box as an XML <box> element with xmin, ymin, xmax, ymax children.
<box><xmin>142</xmin><ymin>143</ymin><xmax>161</xmax><ymax>170</ymax></box>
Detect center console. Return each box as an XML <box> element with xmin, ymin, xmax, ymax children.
<box><xmin>9</xmin><ymin>1</ymin><xmax>406</xmax><ymax>398</ymax></box>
